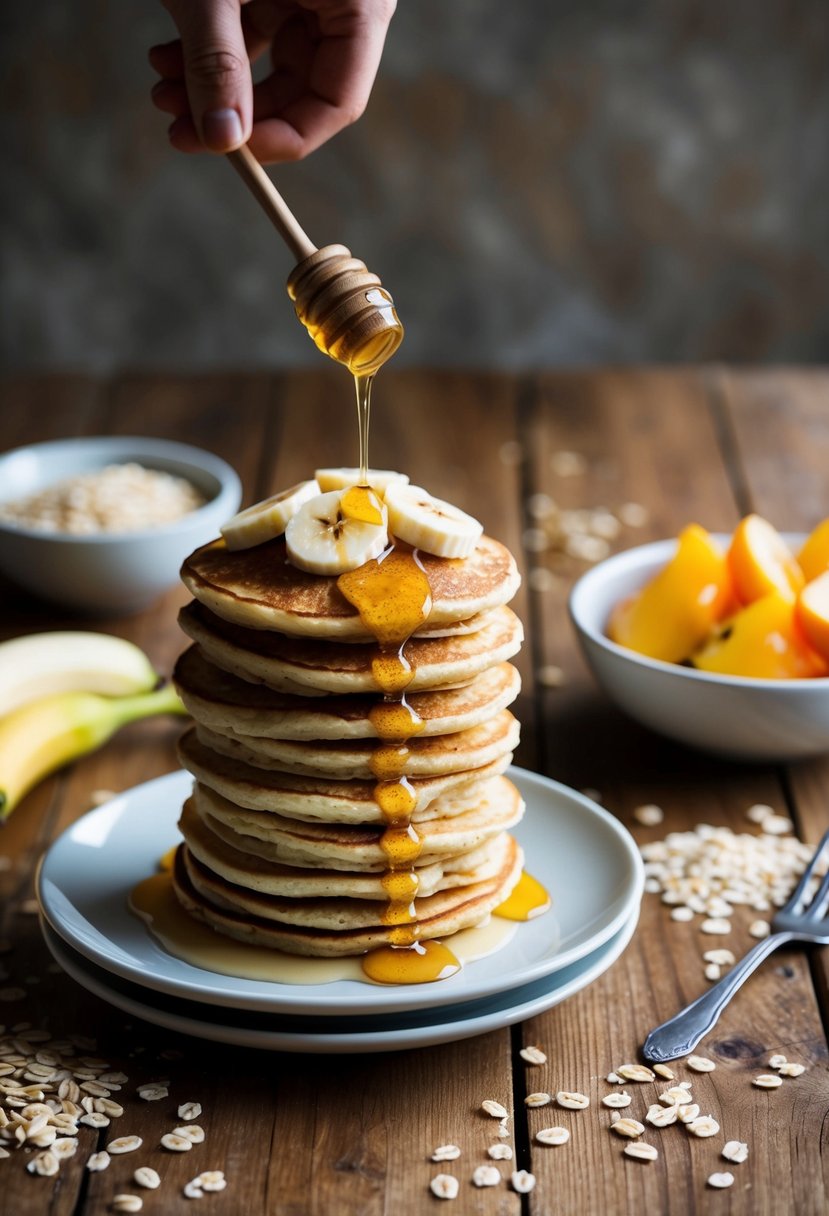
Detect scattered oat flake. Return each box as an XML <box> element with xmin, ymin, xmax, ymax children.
<box><xmin>481</xmin><ymin>1100</ymin><xmax>508</xmax><ymax>1119</ymax></box>
<box><xmin>497</xmin><ymin>1118</ymin><xmax>510</xmax><ymax>1139</ymax></box>
<box><xmin>556</xmin><ymin>1091</ymin><xmax>589</xmax><ymax>1109</ymax></box>
<box><xmin>761</xmin><ymin>815</ymin><xmax>792</xmax><ymax>836</ymax></box>
<box><xmin>705</xmin><ymin>963</ymin><xmax>722</xmax><ymax>981</ymax></box>
<box><xmin>537</xmin><ymin>664</ymin><xmax>566</xmax><ymax>688</ymax></box>
<box><xmin>746</xmin><ymin>803</ymin><xmax>774</xmax><ymax>824</ymax></box>
<box><xmin>137</xmin><ymin>1084</ymin><xmax>168</xmax><ymax>1102</ymax></box>
<box><xmin>708</xmin><ymin>1172</ymin><xmax>735</xmax><ymax>1189</ymax></box>
<box><xmin>677</xmin><ymin>1103</ymin><xmax>700</xmax><ymax>1123</ymax></box>
<box><xmin>87</xmin><ymin>1150</ymin><xmax>111</xmax><ymax>1171</ymax></box>
<box><xmin>162</xmin><ymin>1132</ymin><xmax>192</xmax><ymax>1151</ymax></box>
<box><xmin>616</xmin><ymin>1064</ymin><xmax>655</xmax><ymax>1083</ymax></box>
<box><xmin>749</xmin><ymin>920</ymin><xmax>770</xmax><ymax>938</ymax></box>
<box><xmin>472</xmin><ymin>1164</ymin><xmax>501</xmax><ymax>1188</ymax></box>
<box><xmin>687</xmin><ymin>1055</ymin><xmax>716</xmax><ymax>1073</ymax></box>
<box><xmin>525</xmin><ymin>1092</ymin><xmax>551</xmax><ymax>1108</ymax></box>
<box><xmin>722</xmin><ymin>1141</ymin><xmax>749</xmax><ymax>1163</ymax></box>
<box><xmin>611</xmin><ymin>1119</ymin><xmax>645</xmax><ymax>1139</ymax></box>
<box><xmin>700</xmin><ymin>918</ymin><xmax>731</xmax><ymax>935</ymax></box>
<box><xmin>174</xmin><ymin>1124</ymin><xmax>205</xmax><ymax>1143</ymax></box>
<box><xmin>519</xmin><ymin>1046</ymin><xmax>547</xmax><ymax>1065</ymax></box>
<box><xmin>634</xmin><ymin>804</ymin><xmax>664</xmax><ymax>826</ymax></box>
<box><xmin>108</xmin><ymin>1136</ymin><xmax>143</xmax><ymax>1155</ymax></box>
<box><xmin>487</xmin><ymin>1143</ymin><xmax>513</xmax><ymax>1160</ymax></box>
<box><xmin>768</xmin><ymin>1053</ymin><xmax>787</xmax><ymax>1069</ymax></box>
<box><xmin>687</xmin><ymin>1116</ymin><xmax>720</xmax><ymax>1138</ymax></box>
<box><xmin>704</xmin><ymin>949</ymin><xmax>736</xmax><ymax>966</ymax></box>
<box><xmin>605</xmin><ymin>1071</ymin><xmax>622</xmax><ymax>1084</ymax></box>
<box><xmin>618</xmin><ymin>502</ymin><xmax>649</xmax><ymax>527</ymax></box>
<box><xmin>430</xmin><ymin>1174</ymin><xmax>459</xmax><ymax>1200</ymax></box>
<box><xmin>431</xmin><ymin>1145</ymin><xmax>461</xmax><ymax>1162</ymax></box>
<box><xmin>778</xmin><ymin>1062</ymin><xmax>806</xmax><ymax>1077</ymax></box>
<box><xmin>624</xmin><ymin>1142</ymin><xmax>659</xmax><ymax>1162</ymax></box>
<box><xmin>551</xmin><ymin>450</ymin><xmax>586</xmax><ymax>477</ymax></box>
<box><xmin>753</xmin><ymin>1074</ymin><xmax>782</xmax><ymax>1089</ymax></box>
<box><xmin>653</xmin><ymin>1064</ymin><xmax>674</xmax><ymax>1080</ymax></box>
<box><xmin>602</xmin><ymin>1092</ymin><xmax>632</xmax><ymax>1108</ymax></box>
<box><xmin>134</xmin><ymin>1167</ymin><xmax>161</xmax><ymax>1189</ymax></box>
<box><xmin>511</xmin><ymin>1170</ymin><xmax>536</xmax><ymax>1194</ymax></box>
<box><xmin>178</xmin><ymin>1102</ymin><xmax>202</xmax><ymax>1121</ymax></box>
<box><xmin>27</xmin><ymin>1151</ymin><xmax>59</xmax><ymax>1176</ymax></box>
<box><xmin>536</xmin><ymin>1126</ymin><xmax>570</xmax><ymax>1147</ymax></box>
<box><xmin>111</xmin><ymin>1197</ymin><xmax>143</xmax><ymax>1214</ymax></box>
<box><xmin>183</xmin><ymin>1181</ymin><xmax>204</xmax><ymax>1200</ymax></box>
<box><xmin>197</xmin><ymin>1172</ymin><xmax>226</xmax><ymax>1193</ymax></box>
<box><xmin>646</xmin><ymin>1104</ymin><xmax>678</xmax><ymax>1128</ymax></box>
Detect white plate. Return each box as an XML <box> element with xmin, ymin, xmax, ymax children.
<box><xmin>37</xmin><ymin>767</ymin><xmax>643</xmax><ymax>1017</ymax></box>
<box><xmin>41</xmin><ymin>909</ymin><xmax>639</xmax><ymax>1053</ymax></box>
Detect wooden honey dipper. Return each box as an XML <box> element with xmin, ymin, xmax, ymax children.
<box><xmin>227</xmin><ymin>146</ymin><xmax>403</xmax><ymax>375</ymax></box>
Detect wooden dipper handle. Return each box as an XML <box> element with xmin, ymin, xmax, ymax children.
<box><xmin>226</xmin><ymin>146</ymin><xmax>316</xmax><ymax>263</ymax></box>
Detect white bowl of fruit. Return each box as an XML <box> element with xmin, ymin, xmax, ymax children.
<box><xmin>569</xmin><ymin>516</ymin><xmax>829</xmax><ymax>762</ymax></box>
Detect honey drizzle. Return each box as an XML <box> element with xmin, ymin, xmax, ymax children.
<box><xmin>338</xmin><ymin>546</ymin><xmax>460</xmax><ymax>983</ymax></box>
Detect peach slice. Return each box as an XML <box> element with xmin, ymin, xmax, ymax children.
<box><xmin>692</xmin><ymin>591</ymin><xmax>828</xmax><ymax>679</ymax></box>
<box><xmin>798</xmin><ymin>518</ymin><xmax>829</xmax><ymax>583</ymax></box>
<box><xmin>727</xmin><ymin>514</ymin><xmax>804</xmax><ymax>605</ymax></box>
<box><xmin>796</xmin><ymin>570</ymin><xmax>829</xmax><ymax>664</ymax></box>
<box><xmin>608</xmin><ymin>524</ymin><xmax>733</xmax><ymax>663</ymax></box>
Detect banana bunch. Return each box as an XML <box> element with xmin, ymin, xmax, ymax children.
<box><xmin>0</xmin><ymin>632</ymin><xmax>187</xmax><ymax>821</ymax></box>
<box><xmin>220</xmin><ymin>468</ymin><xmax>483</xmax><ymax>574</ymax></box>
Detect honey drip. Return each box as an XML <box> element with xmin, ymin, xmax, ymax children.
<box><xmin>493</xmin><ymin>871</ymin><xmax>551</xmax><ymax>921</ymax></box>
<box><xmin>338</xmin><ymin>546</ymin><xmax>461</xmax><ymax>983</ymax></box>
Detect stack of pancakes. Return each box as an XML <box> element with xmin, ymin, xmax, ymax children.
<box><xmin>171</xmin><ymin>533</ymin><xmax>525</xmax><ymax>959</ymax></box>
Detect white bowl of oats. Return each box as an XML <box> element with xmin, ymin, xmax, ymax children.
<box><xmin>0</xmin><ymin>437</ymin><xmax>242</xmax><ymax>615</ymax></box>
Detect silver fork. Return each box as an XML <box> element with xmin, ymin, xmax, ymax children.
<box><xmin>642</xmin><ymin>828</ymin><xmax>829</xmax><ymax>1063</ymax></box>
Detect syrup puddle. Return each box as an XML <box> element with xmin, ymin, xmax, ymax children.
<box><xmin>129</xmin><ymin>868</ymin><xmax>519</xmax><ymax>987</ymax></box>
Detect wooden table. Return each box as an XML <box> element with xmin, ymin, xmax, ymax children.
<box><xmin>1</xmin><ymin>368</ymin><xmax>828</xmax><ymax>1214</ymax></box>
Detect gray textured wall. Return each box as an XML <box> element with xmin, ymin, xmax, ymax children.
<box><xmin>2</xmin><ymin>1</ymin><xmax>828</xmax><ymax>370</ymax></box>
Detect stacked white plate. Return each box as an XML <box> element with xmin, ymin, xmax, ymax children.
<box><xmin>37</xmin><ymin>768</ymin><xmax>644</xmax><ymax>1053</ymax></box>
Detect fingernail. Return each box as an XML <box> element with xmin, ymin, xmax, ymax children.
<box><xmin>203</xmin><ymin>108</ymin><xmax>243</xmax><ymax>151</ymax></box>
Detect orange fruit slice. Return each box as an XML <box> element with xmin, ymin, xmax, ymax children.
<box><xmin>727</xmin><ymin>515</ymin><xmax>804</xmax><ymax>605</ymax></box>
<box><xmin>798</xmin><ymin>518</ymin><xmax>829</xmax><ymax>583</ymax></box>
<box><xmin>692</xmin><ymin>591</ymin><xmax>827</xmax><ymax>679</ymax></box>
<box><xmin>796</xmin><ymin>570</ymin><xmax>829</xmax><ymax>664</ymax></box>
<box><xmin>608</xmin><ymin>524</ymin><xmax>733</xmax><ymax>663</ymax></box>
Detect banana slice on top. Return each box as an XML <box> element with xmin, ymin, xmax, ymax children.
<box><xmin>221</xmin><ymin>480</ymin><xmax>320</xmax><ymax>550</ymax></box>
<box><xmin>315</xmin><ymin>467</ymin><xmax>409</xmax><ymax>495</ymax></box>
<box><xmin>286</xmin><ymin>490</ymin><xmax>389</xmax><ymax>575</ymax></box>
<box><xmin>384</xmin><ymin>484</ymin><xmax>483</xmax><ymax>559</ymax></box>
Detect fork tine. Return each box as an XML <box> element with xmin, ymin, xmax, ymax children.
<box><xmin>780</xmin><ymin>827</ymin><xmax>829</xmax><ymax>916</ymax></box>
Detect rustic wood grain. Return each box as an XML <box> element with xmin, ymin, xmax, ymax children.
<box><xmin>0</xmin><ymin>370</ymin><xmax>827</xmax><ymax>1215</ymax></box>
<box><xmin>519</xmin><ymin>369</ymin><xmax>828</xmax><ymax>1214</ymax></box>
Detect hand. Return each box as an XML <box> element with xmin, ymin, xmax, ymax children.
<box><xmin>149</xmin><ymin>0</ymin><xmax>396</xmax><ymax>162</ymax></box>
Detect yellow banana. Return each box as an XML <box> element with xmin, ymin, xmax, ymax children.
<box><xmin>0</xmin><ymin>684</ymin><xmax>186</xmax><ymax>821</ymax></box>
<box><xmin>0</xmin><ymin>631</ymin><xmax>159</xmax><ymax>717</ymax></box>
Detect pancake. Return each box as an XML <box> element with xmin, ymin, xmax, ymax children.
<box><xmin>179</xmin><ymin>797</ymin><xmax>514</xmax><ymax>899</ymax></box>
<box><xmin>172</xmin><ymin>835</ymin><xmax>523</xmax><ymax>957</ymax></box>
<box><xmin>178</xmin><ymin>601</ymin><xmax>523</xmax><ymax>694</ymax></box>
<box><xmin>189</xmin><ymin>777</ymin><xmax>524</xmax><ymax>870</ymax></box>
<box><xmin>192</xmin><ymin>710</ymin><xmax>520</xmax><ymax>781</ymax></box>
<box><xmin>178</xmin><ymin>728</ymin><xmax>513</xmax><ymax>823</ymax></box>
<box><xmin>181</xmin><ymin>534</ymin><xmax>520</xmax><ymax>640</ymax></box>
<box><xmin>173</xmin><ymin>645</ymin><xmax>521</xmax><ymax>740</ymax></box>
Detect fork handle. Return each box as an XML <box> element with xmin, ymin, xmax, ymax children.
<box><xmin>642</xmin><ymin>932</ymin><xmax>794</xmax><ymax>1062</ymax></box>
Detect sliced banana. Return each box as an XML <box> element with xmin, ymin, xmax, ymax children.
<box><xmin>220</xmin><ymin>480</ymin><xmax>320</xmax><ymax>550</ymax></box>
<box><xmin>286</xmin><ymin>490</ymin><xmax>389</xmax><ymax>575</ymax></box>
<box><xmin>384</xmin><ymin>484</ymin><xmax>483</xmax><ymax>559</ymax></box>
<box><xmin>315</xmin><ymin>468</ymin><xmax>409</xmax><ymax>495</ymax></box>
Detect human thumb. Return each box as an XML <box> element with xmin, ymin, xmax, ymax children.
<box><xmin>164</xmin><ymin>0</ymin><xmax>252</xmax><ymax>151</ymax></box>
